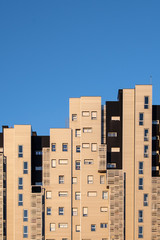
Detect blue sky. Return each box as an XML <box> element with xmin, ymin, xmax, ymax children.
<box><xmin>0</xmin><ymin>0</ymin><xmax>160</xmax><ymax>135</ymax></box>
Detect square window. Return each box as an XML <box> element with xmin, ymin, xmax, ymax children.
<box><xmin>18</xmin><ymin>145</ymin><xmax>23</xmax><ymax>158</ymax></box>
<box><xmin>59</xmin><ymin>175</ymin><xmax>64</xmax><ymax>184</ymax></box>
<box><xmin>51</xmin><ymin>143</ymin><xmax>56</xmax><ymax>152</ymax></box>
<box><xmin>138</xmin><ymin>210</ymin><xmax>143</xmax><ymax>223</ymax></box>
<box><xmin>23</xmin><ymin>210</ymin><xmax>28</xmax><ymax>222</ymax></box>
<box><xmin>82</xmin><ymin>143</ymin><xmax>90</xmax><ymax>148</ymax></box>
<box><xmin>102</xmin><ymin>191</ymin><xmax>108</xmax><ymax>200</ymax></box>
<box><xmin>88</xmin><ymin>191</ymin><xmax>97</xmax><ymax>197</ymax></box>
<box><xmin>72</xmin><ymin>177</ymin><xmax>77</xmax><ymax>184</ymax></box>
<box><xmin>23</xmin><ymin>162</ymin><xmax>28</xmax><ymax>174</ymax></box>
<box><xmin>46</xmin><ymin>191</ymin><xmax>52</xmax><ymax>199</ymax></box>
<box><xmin>84</xmin><ymin>159</ymin><xmax>94</xmax><ymax>165</ymax></box>
<box><xmin>138</xmin><ymin>226</ymin><xmax>143</xmax><ymax>238</ymax></box>
<box><xmin>100</xmin><ymin>175</ymin><xmax>105</xmax><ymax>184</ymax></box>
<box><xmin>82</xmin><ymin>111</ymin><xmax>90</xmax><ymax>117</ymax></box>
<box><xmin>50</xmin><ymin>223</ymin><xmax>55</xmax><ymax>231</ymax></box>
<box><xmin>87</xmin><ymin>175</ymin><xmax>93</xmax><ymax>184</ymax></box>
<box><xmin>83</xmin><ymin>128</ymin><xmax>92</xmax><ymax>133</ymax></box>
<box><xmin>75</xmin><ymin>129</ymin><xmax>81</xmax><ymax>137</ymax></box>
<box><xmin>139</xmin><ymin>178</ymin><xmax>143</xmax><ymax>190</ymax></box>
<box><xmin>91</xmin><ymin>111</ymin><xmax>97</xmax><ymax>120</ymax></box>
<box><xmin>75</xmin><ymin>161</ymin><xmax>81</xmax><ymax>170</ymax></box>
<box><xmin>59</xmin><ymin>159</ymin><xmax>68</xmax><ymax>165</ymax></box>
<box><xmin>91</xmin><ymin>224</ymin><xmax>96</xmax><ymax>231</ymax></box>
<box><xmin>72</xmin><ymin>208</ymin><xmax>78</xmax><ymax>216</ymax></box>
<box><xmin>51</xmin><ymin>159</ymin><xmax>56</xmax><ymax>168</ymax></box>
<box><xmin>62</xmin><ymin>143</ymin><xmax>68</xmax><ymax>152</ymax></box>
<box><xmin>59</xmin><ymin>223</ymin><xmax>68</xmax><ymax>228</ymax></box>
<box><xmin>91</xmin><ymin>143</ymin><xmax>97</xmax><ymax>152</ymax></box>
<box><xmin>76</xmin><ymin>146</ymin><xmax>81</xmax><ymax>153</ymax></box>
<box><xmin>144</xmin><ymin>145</ymin><xmax>149</xmax><ymax>158</ymax></box>
<box><xmin>59</xmin><ymin>207</ymin><xmax>64</xmax><ymax>215</ymax></box>
<box><xmin>18</xmin><ymin>177</ymin><xmax>23</xmax><ymax>190</ymax></box>
<box><xmin>83</xmin><ymin>207</ymin><xmax>88</xmax><ymax>217</ymax></box>
<box><xmin>100</xmin><ymin>223</ymin><xmax>107</xmax><ymax>228</ymax></box>
<box><xmin>72</xmin><ymin>114</ymin><xmax>77</xmax><ymax>121</ymax></box>
<box><xmin>23</xmin><ymin>226</ymin><xmax>28</xmax><ymax>238</ymax></box>
<box><xmin>144</xmin><ymin>194</ymin><xmax>148</xmax><ymax>206</ymax></box>
<box><xmin>18</xmin><ymin>194</ymin><xmax>23</xmax><ymax>206</ymax></box>
<box><xmin>100</xmin><ymin>207</ymin><xmax>108</xmax><ymax>212</ymax></box>
<box><xmin>59</xmin><ymin>191</ymin><xmax>68</xmax><ymax>197</ymax></box>
<box><xmin>75</xmin><ymin>192</ymin><xmax>81</xmax><ymax>200</ymax></box>
<box><xmin>47</xmin><ymin>207</ymin><xmax>51</xmax><ymax>215</ymax></box>
<box><xmin>139</xmin><ymin>162</ymin><xmax>143</xmax><ymax>174</ymax></box>
<box><xmin>144</xmin><ymin>129</ymin><xmax>149</xmax><ymax>141</ymax></box>
<box><xmin>139</xmin><ymin>113</ymin><xmax>144</xmax><ymax>126</ymax></box>
<box><xmin>144</xmin><ymin>96</ymin><xmax>149</xmax><ymax>109</ymax></box>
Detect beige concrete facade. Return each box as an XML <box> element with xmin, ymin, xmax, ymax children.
<box><xmin>1</xmin><ymin>84</ymin><xmax>160</xmax><ymax>240</ymax></box>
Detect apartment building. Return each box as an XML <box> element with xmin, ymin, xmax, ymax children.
<box><xmin>0</xmin><ymin>84</ymin><xmax>160</xmax><ymax>240</ymax></box>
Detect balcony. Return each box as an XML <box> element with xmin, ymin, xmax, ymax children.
<box><xmin>98</xmin><ymin>144</ymin><xmax>107</xmax><ymax>173</ymax></box>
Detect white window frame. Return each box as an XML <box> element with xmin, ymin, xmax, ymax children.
<box><xmin>50</xmin><ymin>223</ymin><xmax>55</xmax><ymax>231</ymax></box>
<box><xmin>51</xmin><ymin>159</ymin><xmax>56</xmax><ymax>168</ymax></box>
<box><xmin>46</xmin><ymin>191</ymin><xmax>52</xmax><ymax>199</ymax></box>
<box><xmin>102</xmin><ymin>191</ymin><xmax>108</xmax><ymax>200</ymax></box>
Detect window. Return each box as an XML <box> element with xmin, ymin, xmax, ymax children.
<box><xmin>100</xmin><ymin>175</ymin><xmax>105</xmax><ymax>184</ymax></box>
<box><xmin>76</xmin><ymin>225</ymin><xmax>81</xmax><ymax>232</ymax></box>
<box><xmin>72</xmin><ymin>177</ymin><xmax>77</xmax><ymax>184</ymax></box>
<box><xmin>139</xmin><ymin>162</ymin><xmax>143</xmax><ymax>174</ymax></box>
<box><xmin>111</xmin><ymin>116</ymin><xmax>120</xmax><ymax>121</ymax></box>
<box><xmin>83</xmin><ymin>207</ymin><xmax>88</xmax><ymax>217</ymax></box>
<box><xmin>144</xmin><ymin>145</ymin><xmax>149</xmax><ymax>158</ymax></box>
<box><xmin>18</xmin><ymin>177</ymin><xmax>23</xmax><ymax>190</ymax></box>
<box><xmin>87</xmin><ymin>175</ymin><xmax>93</xmax><ymax>184</ymax></box>
<box><xmin>91</xmin><ymin>143</ymin><xmax>97</xmax><ymax>152</ymax></box>
<box><xmin>75</xmin><ymin>161</ymin><xmax>81</xmax><ymax>170</ymax></box>
<box><xmin>91</xmin><ymin>224</ymin><xmax>96</xmax><ymax>231</ymax></box>
<box><xmin>76</xmin><ymin>146</ymin><xmax>81</xmax><ymax>153</ymax></box>
<box><xmin>35</xmin><ymin>182</ymin><xmax>42</xmax><ymax>186</ymax></box>
<box><xmin>139</xmin><ymin>178</ymin><xmax>143</xmax><ymax>190</ymax></box>
<box><xmin>138</xmin><ymin>210</ymin><xmax>143</xmax><ymax>223</ymax></box>
<box><xmin>111</xmin><ymin>147</ymin><xmax>120</xmax><ymax>152</ymax></box>
<box><xmin>62</xmin><ymin>143</ymin><xmax>68</xmax><ymax>152</ymax></box>
<box><xmin>59</xmin><ymin>223</ymin><xmax>68</xmax><ymax>228</ymax></box>
<box><xmin>107</xmin><ymin>163</ymin><xmax>116</xmax><ymax>168</ymax></box>
<box><xmin>138</xmin><ymin>226</ymin><xmax>143</xmax><ymax>238</ymax></box>
<box><xmin>59</xmin><ymin>159</ymin><xmax>68</xmax><ymax>165</ymax></box>
<box><xmin>84</xmin><ymin>159</ymin><xmax>94</xmax><ymax>165</ymax></box>
<box><xmin>144</xmin><ymin>96</ymin><xmax>149</xmax><ymax>109</ymax></box>
<box><xmin>82</xmin><ymin>143</ymin><xmax>90</xmax><ymax>148</ymax></box>
<box><xmin>72</xmin><ymin>208</ymin><xmax>78</xmax><ymax>216</ymax></box>
<box><xmin>82</xmin><ymin>111</ymin><xmax>90</xmax><ymax>117</ymax></box>
<box><xmin>50</xmin><ymin>223</ymin><xmax>55</xmax><ymax>231</ymax></box>
<box><xmin>72</xmin><ymin>114</ymin><xmax>77</xmax><ymax>121</ymax></box>
<box><xmin>23</xmin><ymin>226</ymin><xmax>28</xmax><ymax>238</ymax></box>
<box><xmin>75</xmin><ymin>129</ymin><xmax>81</xmax><ymax>137</ymax></box>
<box><xmin>83</xmin><ymin>128</ymin><xmax>92</xmax><ymax>133</ymax></box>
<box><xmin>35</xmin><ymin>151</ymin><xmax>42</xmax><ymax>155</ymax></box>
<box><xmin>91</xmin><ymin>111</ymin><xmax>97</xmax><ymax>120</ymax></box>
<box><xmin>88</xmin><ymin>191</ymin><xmax>97</xmax><ymax>197</ymax></box>
<box><xmin>23</xmin><ymin>162</ymin><xmax>28</xmax><ymax>174</ymax></box>
<box><xmin>46</xmin><ymin>191</ymin><xmax>52</xmax><ymax>199</ymax></box>
<box><xmin>108</xmin><ymin>132</ymin><xmax>117</xmax><ymax>137</ymax></box>
<box><xmin>51</xmin><ymin>144</ymin><xmax>56</xmax><ymax>152</ymax></box>
<box><xmin>100</xmin><ymin>207</ymin><xmax>108</xmax><ymax>212</ymax></box>
<box><xmin>139</xmin><ymin>113</ymin><xmax>144</xmax><ymax>126</ymax></box>
<box><xmin>23</xmin><ymin>210</ymin><xmax>28</xmax><ymax>222</ymax></box>
<box><xmin>102</xmin><ymin>191</ymin><xmax>108</xmax><ymax>200</ymax></box>
<box><xmin>152</xmin><ymin>120</ymin><xmax>159</xmax><ymax>125</ymax></box>
<box><xmin>59</xmin><ymin>175</ymin><xmax>64</xmax><ymax>184</ymax></box>
<box><xmin>144</xmin><ymin>194</ymin><xmax>148</xmax><ymax>206</ymax></box>
<box><xmin>18</xmin><ymin>194</ymin><xmax>23</xmax><ymax>206</ymax></box>
<box><xmin>51</xmin><ymin>159</ymin><xmax>56</xmax><ymax>168</ymax></box>
<box><xmin>75</xmin><ymin>192</ymin><xmax>81</xmax><ymax>200</ymax></box>
<box><xmin>59</xmin><ymin>207</ymin><xmax>64</xmax><ymax>215</ymax></box>
<box><xmin>47</xmin><ymin>207</ymin><xmax>52</xmax><ymax>215</ymax></box>
<box><xmin>35</xmin><ymin>166</ymin><xmax>42</xmax><ymax>171</ymax></box>
<box><xmin>18</xmin><ymin>145</ymin><xmax>23</xmax><ymax>158</ymax></box>
<box><xmin>59</xmin><ymin>191</ymin><xmax>68</xmax><ymax>197</ymax></box>
<box><xmin>144</xmin><ymin>129</ymin><xmax>149</xmax><ymax>141</ymax></box>
<box><xmin>100</xmin><ymin>223</ymin><xmax>107</xmax><ymax>228</ymax></box>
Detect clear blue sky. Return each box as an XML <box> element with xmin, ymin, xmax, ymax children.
<box><xmin>0</xmin><ymin>0</ymin><xmax>160</xmax><ymax>135</ymax></box>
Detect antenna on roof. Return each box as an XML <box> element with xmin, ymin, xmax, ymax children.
<box><xmin>150</xmin><ymin>75</ymin><xmax>152</xmax><ymax>85</ymax></box>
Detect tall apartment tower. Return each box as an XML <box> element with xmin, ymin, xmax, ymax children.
<box><xmin>0</xmin><ymin>84</ymin><xmax>160</xmax><ymax>240</ymax></box>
